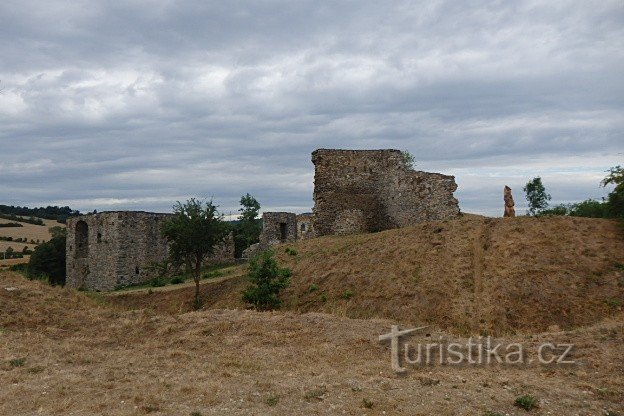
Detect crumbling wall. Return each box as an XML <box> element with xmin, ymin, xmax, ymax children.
<box><xmin>242</xmin><ymin>212</ymin><xmax>298</xmax><ymax>258</ymax></box>
<box><xmin>210</xmin><ymin>232</ymin><xmax>236</xmax><ymax>263</ymax></box>
<box><xmin>296</xmin><ymin>213</ymin><xmax>314</xmax><ymax>240</ymax></box>
<box><xmin>67</xmin><ymin>211</ymin><xmax>235</xmax><ymax>291</ymax></box>
<box><xmin>260</xmin><ymin>212</ymin><xmax>297</xmax><ymax>246</ymax></box>
<box><xmin>312</xmin><ymin>149</ymin><xmax>459</xmax><ymax>236</ymax></box>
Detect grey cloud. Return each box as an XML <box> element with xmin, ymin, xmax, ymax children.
<box><xmin>0</xmin><ymin>0</ymin><xmax>622</xmax><ymax>215</ymax></box>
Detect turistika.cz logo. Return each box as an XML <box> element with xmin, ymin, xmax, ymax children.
<box><xmin>378</xmin><ymin>325</ymin><xmax>575</xmax><ymax>373</ymax></box>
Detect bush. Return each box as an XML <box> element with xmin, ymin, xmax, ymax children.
<box><xmin>340</xmin><ymin>289</ymin><xmax>354</xmax><ymax>299</ymax></box>
<box><xmin>308</xmin><ymin>283</ymin><xmax>319</xmax><ymax>293</ymax></box>
<box><xmin>242</xmin><ymin>250</ymin><xmax>291</xmax><ymax>311</ymax></box>
<box><xmin>150</xmin><ymin>277</ymin><xmax>167</xmax><ymax>287</ymax></box>
<box><xmin>170</xmin><ymin>276</ymin><xmax>185</xmax><ymax>285</ymax></box>
<box><xmin>27</xmin><ymin>228</ymin><xmax>66</xmax><ymax>285</ymax></box>
<box><xmin>0</xmin><ymin>222</ymin><xmax>23</xmax><ymax>228</ymax></box>
<box><xmin>514</xmin><ymin>394</ymin><xmax>537</xmax><ymax>411</ymax></box>
<box><xmin>570</xmin><ymin>199</ymin><xmax>609</xmax><ymax>218</ymax></box>
<box><xmin>285</xmin><ymin>247</ymin><xmax>298</xmax><ymax>256</ymax></box>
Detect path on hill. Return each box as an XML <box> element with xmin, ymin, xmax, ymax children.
<box><xmin>104</xmin><ymin>266</ymin><xmax>246</xmax><ymax>296</ymax></box>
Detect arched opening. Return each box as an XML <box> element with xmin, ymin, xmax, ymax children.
<box><xmin>75</xmin><ymin>221</ymin><xmax>89</xmax><ymax>258</ymax></box>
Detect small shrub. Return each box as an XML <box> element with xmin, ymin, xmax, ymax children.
<box><xmin>190</xmin><ymin>412</ymin><xmax>203</xmax><ymax>416</ymax></box>
<box><xmin>265</xmin><ymin>395</ymin><xmax>279</xmax><ymax>406</ymax></box>
<box><xmin>308</xmin><ymin>283</ymin><xmax>319</xmax><ymax>293</ymax></box>
<box><xmin>402</xmin><ymin>150</ymin><xmax>416</xmax><ymax>169</ymax></box>
<box><xmin>340</xmin><ymin>290</ymin><xmax>353</xmax><ymax>300</ymax></box>
<box><xmin>514</xmin><ymin>394</ymin><xmax>537</xmax><ymax>411</ymax></box>
<box><xmin>285</xmin><ymin>247</ymin><xmax>298</xmax><ymax>256</ymax></box>
<box><xmin>9</xmin><ymin>358</ymin><xmax>26</xmax><ymax>368</ymax></box>
<box><xmin>170</xmin><ymin>276</ymin><xmax>185</xmax><ymax>285</ymax></box>
<box><xmin>304</xmin><ymin>386</ymin><xmax>327</xmax><ymax>401</ymax></box>
<box><xmin>320</xmin><ymin>294</ymin><xmax>328</xmax><ymax>302</ymax></box>
<box><xmin>203</xmin><ymin>270</ymin><xmax>223</xmax><ymax>279</ymax></box>
<box><xmin>605</xmin><ymin>298</ymin><xmax>622</xmax><ymax>308</ymax></box>
<box><xmin>27</xmin><ymin>366</ymin><xmax>44</xmax><ymax>374</ymax></box>
<box><xmin>362</xmin><ymin>398</ymin><xmax>374</xmax><ymax>409</ymax></box>
<box><xmin>142</xmin><ymin>404</ymin><xmax>159</xmax><ymax>413</ymax></box>
<box><xmin>150</xmin><ymin>277</ymin><xmax>167</xmax><ymax>287</ymax></box>
<box><xmin>242</xmin><ymin>250</ymin><xmax>291</xmax><ymax>311</ymax></box>
<box><xmin>614</xmin><ymin>262</ymin><xmax>624</xmax><ymax>270</ymax></box>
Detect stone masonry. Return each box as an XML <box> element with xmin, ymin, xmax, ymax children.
<box><xmin>312</xmin><ymin>149</ymin><xmax>460</xmax><ymax>236</ymax></box>
<box><xmin>296</xmin><ymin>213</ymin><xmax>314</xmax><ymax>240</ymax></box>
<box><xmin>66</xmin><ymin>211</ymin><xmax>235</xmax><ymax>291</ymax></box>
<box><xmin>241</xmin><ymin>212</ymin><xmax>298</xmax><ymax>258</ymax></box>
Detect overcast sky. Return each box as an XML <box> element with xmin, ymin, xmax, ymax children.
<box><xmin>1</xmin><ymin>0</ymin><xmax>622</xmax><ymax>217</ymax></box>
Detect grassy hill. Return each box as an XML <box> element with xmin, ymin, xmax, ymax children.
<box><xmin>110</xmin><ymin>215</ymin><xmax>624</xmax><ymax>336</ymax></box>
<box><xmin>2</xmin><ymin>266</ymin><xmax>623</xmax><ymax>414</ymax></box>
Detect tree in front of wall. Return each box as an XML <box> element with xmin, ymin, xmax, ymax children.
<box><xmin>234</xmin><ymin>193</ymin><xmax>262</xmax><ymax>257</ymax></box>
<box><xmin>161</xmin><ymin>199</ymin><xmax>228</xmax><ymax>309</ymax></box>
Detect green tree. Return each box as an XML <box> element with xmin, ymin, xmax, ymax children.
<box><xmin>242</xmin><ymin>250</ymin><xmax>291</xmax><ymax>311</ymax></box>
<box><xmin>523</xmin><ymin>177</ymin><xmax>551</xmax><ymax>216</ymax></box>
<box><xmin>402</xmin><ymin>150</ymin><xmax>416</xmax><ymax>169</ymax></box>
<box><xmin>161</xmin><ymin>198</ymin><xmax>227</xmax><ymax>309</ymax></box>
<box><xmin>27</xmin><ymin>227</ymin><xmax>67</xmax><ymax>285</ymax></box>
<box><xmin>601</xmin><ymin>165</ymin><xmax>624</xmax><ymax>218</ymax></box>
<box><xmin>234</xmin><ymin>193</ymin><xmax>262</xmax><ymax>257</ymax></box>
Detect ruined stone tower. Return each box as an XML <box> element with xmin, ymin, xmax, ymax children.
<box><xmin>312</xmin><ymin>149</ymin><xmax>460</xmax><ymax>236</ymax></box>
<box><xmin>66</xmin><ymin>211</ymin><xmax>170</xmax><ymax>291</ymax></box>
<box><xmin>66</xmin><ymin>211</ymin><xmax>236</xmax><ymax>291</ymax></box>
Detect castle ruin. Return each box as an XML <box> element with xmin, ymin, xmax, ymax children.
<box><xmin>66</xmin><ymin>211</ymin><xmax>234</xmax><ymax>291</ymax></box>
<box><xmin>311</xmin><ymin>149</ymin><xmax>460</xmax><ymax>235</ymax></box>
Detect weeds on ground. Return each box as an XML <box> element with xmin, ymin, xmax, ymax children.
<box><xmin>340</xmin><ymin>289</ymin><xmax>353</xmax><ymax>299</ymax></box>
<box><xmin>9</xmin><ymin>358</ymin><xmax>26</xmax><ymax>367</ymax></box>
<box><xmin>265</xmin><ymin>395</ymin><xmax>279</xmax><ymax>406</ymax></box>
<box><xmin>304</xmin><ymin>386</ymin><xmax>327</xmax><ymax>401</ymax></box>
<box><xmin>362</xmin><ymin>398</ymin><xmax>374</xmax><ymax>409</ymax></box>
<box><xmin>514</xmin><ymin>394</ymin><xmax>537</xmax><ymax>411</ymax></box>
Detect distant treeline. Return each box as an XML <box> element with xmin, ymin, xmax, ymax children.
<box><xmin>0</xmin><ymin>222</ymin><xmax>23</xmax><ymax>228</ymax></box>
<box><xmin>0</xmin><ymin>205</ymin><xmax>81</xmax><ymax>224</ymax></box>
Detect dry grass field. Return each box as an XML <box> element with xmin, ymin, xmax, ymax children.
<box><xmin>1</xmin><ymin>271</ymin><xmax>623</xmax><ymax>415</ymax></box>
<box><xmin>1</xmin><ymin>215</ymin><xmax>624</xmax><ymax>415</ymax></box>
<box><xmin>0</xmin><ymin>218</ymin><xmax>63</xmax><ymax>268</ymax></box>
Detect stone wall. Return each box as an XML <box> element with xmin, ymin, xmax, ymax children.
<box><xmin>211</xmin><ymin>232</ymin><xmax>236</xmax><ymax>263</ymax></box>
<box><xmin>260</xmin><ymin>212</ymin><xmax>297</xmax><ymax>246</ymax></box>
<box><xmin>66</xmin><ymin>211</ymin><xmax>235</xmax><ymax>291</ymax></box>
<box><xmin>296</xmin><ymin>213</ymin><xmax>314</xmax><ymax>240</ymax></box>
<box><xmin>241</xmin><ymin>212</ymin><xmax>299</xmax><ymax>258</ymax></box>
<box><xmin>312</xmin><ymin>149</ymin><xmax>459</xmax><ymax>236</ymax></box>
<box><xmin>66</xmin><ymin>212</ymin><xmax>170</xmax><ymax>291</ymax></box>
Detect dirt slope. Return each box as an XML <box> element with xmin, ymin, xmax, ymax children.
<box><xmin>1</xmin><ymin>271</ymin><xmax>623</xmax><ymax>415</ymax></box>
<box><xmin>110</xmin><ymin>215</ymin><xmax>624</xmax><ymax>336</ymax></box>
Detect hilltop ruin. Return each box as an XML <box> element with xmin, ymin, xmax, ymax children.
<box><xmin>311</xmin><ymin>149</ymin><xmax>460</xmax><ymax>236</ymax></box>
